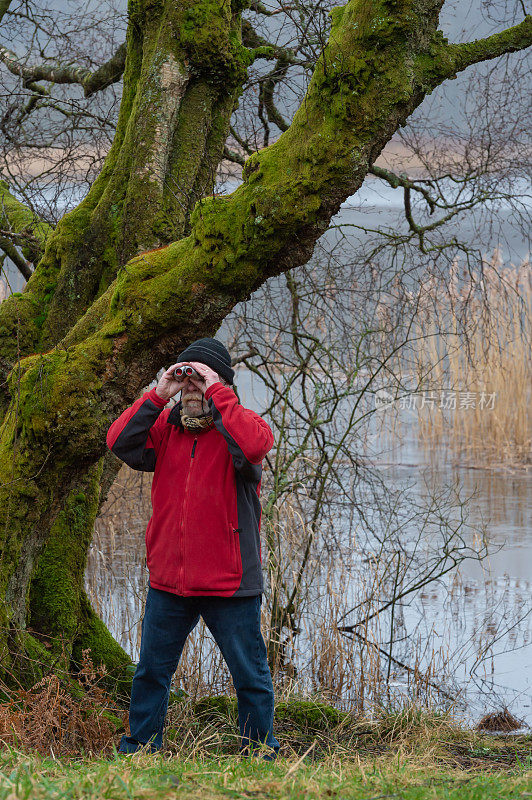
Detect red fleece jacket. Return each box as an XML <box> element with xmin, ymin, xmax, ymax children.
<box><xmin>106</xmin><ymin>383</ymin><xmax>274</xmax><ymax>596</ymax></box>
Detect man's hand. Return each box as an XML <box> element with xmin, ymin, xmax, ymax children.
<box><xmin>187</xmin><ymin>362</ymin><xmax>221</xmax><ymax>392</ymax></box>
<box><xmin>155</xmin><ymin>362</ymin><xmax>191</xmax><ymax>402</ymax></box>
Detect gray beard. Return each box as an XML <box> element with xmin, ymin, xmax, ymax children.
<box><xmin>182</xmin><ymin>398</ymin><xmax>208</xmax><ymax>417</ymax></box>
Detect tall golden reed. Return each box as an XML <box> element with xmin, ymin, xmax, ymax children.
<box><xmin>412</xmin><ymin>251</ymin><xmax>531</xmax><ymax>468</ymax></box>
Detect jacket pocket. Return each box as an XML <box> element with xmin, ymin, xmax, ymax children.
<box><xmin>230</xmin><ymin>525</ymin><xmax>241</xmax><ymax>575</ymax></box>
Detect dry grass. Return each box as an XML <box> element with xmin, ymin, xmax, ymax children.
<box><xmin>476</xmin><ymin>708</ymin><xmax>524</xmax><ymax>733</ymax></box>
<box><xmin>1</xmin><ymin>663</ymin><xmax>529</xmax><ymax>779</ymax></box>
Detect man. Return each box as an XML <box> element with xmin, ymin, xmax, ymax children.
<box><xmin>106</xmin><ymin>337</ymin><xmax>280</xmax><ymax>759</ymax></box>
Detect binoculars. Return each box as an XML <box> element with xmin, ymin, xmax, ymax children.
<box><xmin>174</xmin><ymin>365</ymin><xmax>201</xmax><ymax>381</ymax></box>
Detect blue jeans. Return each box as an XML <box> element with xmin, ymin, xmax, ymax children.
<box><xmin>119</xmin><ymin>586</ymin><xmax>280</xmax><ymax>758</ymax></box>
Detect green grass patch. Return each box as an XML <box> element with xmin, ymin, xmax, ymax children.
<box><xmin>0</xmin><ymin>745</ymin><xmax>530</xmax><ymax>799</ymax></box>
<box><xmin>0</xmin><ymin>700</ymin><xmax>530</xmax><ymax>799</ymax></box>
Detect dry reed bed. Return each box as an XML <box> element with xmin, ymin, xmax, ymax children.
<box><xmin>406</xmin><ymin>253</ymin><xmax>531</xmax><ymax>468</ymax></box>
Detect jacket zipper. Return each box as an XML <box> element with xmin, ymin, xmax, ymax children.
<box><xmin>178</xmin><ymin>435</ymin><xmax>197</xmax><ymax>593</ymax></box>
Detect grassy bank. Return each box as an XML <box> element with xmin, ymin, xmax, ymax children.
<box><xmin>0</xmin><ymin>738</ymin><xmax>530</xmax><ymax>799</ymax></box>
<box><xmin>0</xmin><ymin>699</ymin><xmax>530</xmax><ymax>799</ymax></box>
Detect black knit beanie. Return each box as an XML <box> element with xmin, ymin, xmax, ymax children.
<box><xmin>176</xmin><ymin>337</ymin><xmax>234</xmax><ymax>385</ymax></box>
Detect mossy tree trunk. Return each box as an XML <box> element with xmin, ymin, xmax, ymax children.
<box><xmin>0</xmin><ymin>0</ymin><xmax>529</xmax><ymax>689</ymax></box>
<box><xmin>0</xmin><ymin>0</ymin><xmax>248</xmax><ymax>686</ymax></box>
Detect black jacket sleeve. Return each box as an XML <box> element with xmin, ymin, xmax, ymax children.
<box><xmin>106</xmin><ymin>388</ymin><xmax>168</xmax><ymax>471</ymax></box>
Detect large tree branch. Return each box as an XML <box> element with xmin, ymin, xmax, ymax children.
<box><xmin>54</xmin><ymin>5</ymin><xmax>446</xmax><ymax>364</ymax></box>
<box><xmin>60</xmin><ymin>4</ymin><xmax>532</xmax><ymax>368</ymax></box>
<box><xmin>0</xmin><ymin>180</ymin><xmax>52</xmax><ymax>268</ymax></box>
<box><xmin>0</xmin><ymin>0</ymin><xmax>251</xmax><ymax>378</ymax></box>
<box><xmin>0</xmin><ymin>235</ymin><xmax>32</xmax><ymax>281</ymax></box>
<box><xmin>449</xmin><ymin>14</ymin><xmax>531</xmax><ymax>74</ymax></box>
<box><xmin>416</xmin><ymin>15</ymin><xmax>532</xmax><ymax>91</ymax></box>
<box><xmin>3</xmin><ymin>3</ymin><xmax>530</xmax><ymax>399</ymax></box>
<box><xmin>0</xmin><ymin>42</ymin><xmax>126</xmax><ymax>98</ymax></box>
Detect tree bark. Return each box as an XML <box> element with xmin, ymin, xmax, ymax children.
<box><xmin>0</xmin><ymin>0</ymin><xmax>530</xmax><ymax>688</ymax></box>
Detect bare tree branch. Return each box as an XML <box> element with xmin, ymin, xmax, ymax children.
<box><xmin>0</xmin><ymin>41</ymin><xmax>126</xmax><ymax>98</ymax></box>
<box><xmin>248</xmin><ymin>1</ymin><xmax>298</xmax><ymax>16</ymax></box>
<box><xmin>261</xmin><ymin>57</ymin><xmax>291</xmax><ymax>133</ymax></box>
<box><xmin>0</xmin><ymin>180</ymin><xmax>52</xmax><ymax>266</ymax></box>
<box><xmin>223</xmin><ymin>145</ymin><xmax>245</xmax><ymax>166</ymax></box>
<box><xmin>229</xmin><ymin>126</ymin><xmax>255</xmax><ymax>156</ymax></box>
<box><xmin>369</xmin><ymin>165</ymin><xmax>437</xmax><ymax>213</ymax></box>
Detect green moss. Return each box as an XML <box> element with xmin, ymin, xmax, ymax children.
<box><xmin>71</xmin><ymin>593</ymin><xmax>133</xmax><ymax>699</ymax></box>
<box><xmin>39</xmin><ymin>205</ymin><xmax>120</xmax><ymax>348</ymax></box>
<box><xmin>29</xmin><ymin>463</ymin><xmax>103</xmax><ymax>644</ymax></box>
<box><xmin>6</xmin><ymin>347</ymin><xmax>105</xmax><ymax>451</ymax></box>
<box><xmin>3</xmin><ymin>629</ymin><xmax>55</xmax><ymax>688</ymax></box>
<box><xmin>0</xmin><ymin>339</ymin><xmax>124</xmax><ymax>689</ymax></box>
<box><xmin>179</xmin><ymin>0</ymin><xmax>251</xmax><ymax>86</ymax></box>
<box><xmin>100</xmin><ymin>709</ymin><xmax>127</xmax><ymax>732</ymax></box>
<box><xmin>275</xmin><ymin>699</ymin><xmax>350</xmax><ymax>731</ymax></box>
<box><xmin>413</xmin><ymin>32</ymin><xmax>457</xmax><ymax>94</ymax></box>
<box><xmin>99</xmin><ymin>5</ymin><xmax>239</xmax><ymax>258</ymax></box>
<box><xmin>0</xmin><ymin>293</ymin><xmax>43</xmax><ymax>366</ymax></box>
<box><xmin>174</xmin><ymin>695</ymin><xmax>349</xmax><ymax>734</ymax></box>
<box><xmin>193</xmin><ymin>695</ymin><xmax>238</xmax><ymax>721</ymax></box>
<box><xmin>163</xmin><ymin>80</ymin><xmax>239</xmax><ymax>240</ymax></box>
<box><xmin>0</xmin><ymin>449</ymin><xmax>133</xmax><ymax>692</ymax></box>
<box><xmin>329</xmin><ymin>4</ymin><xmax>345</xmax><ymax>28</ymax></box>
